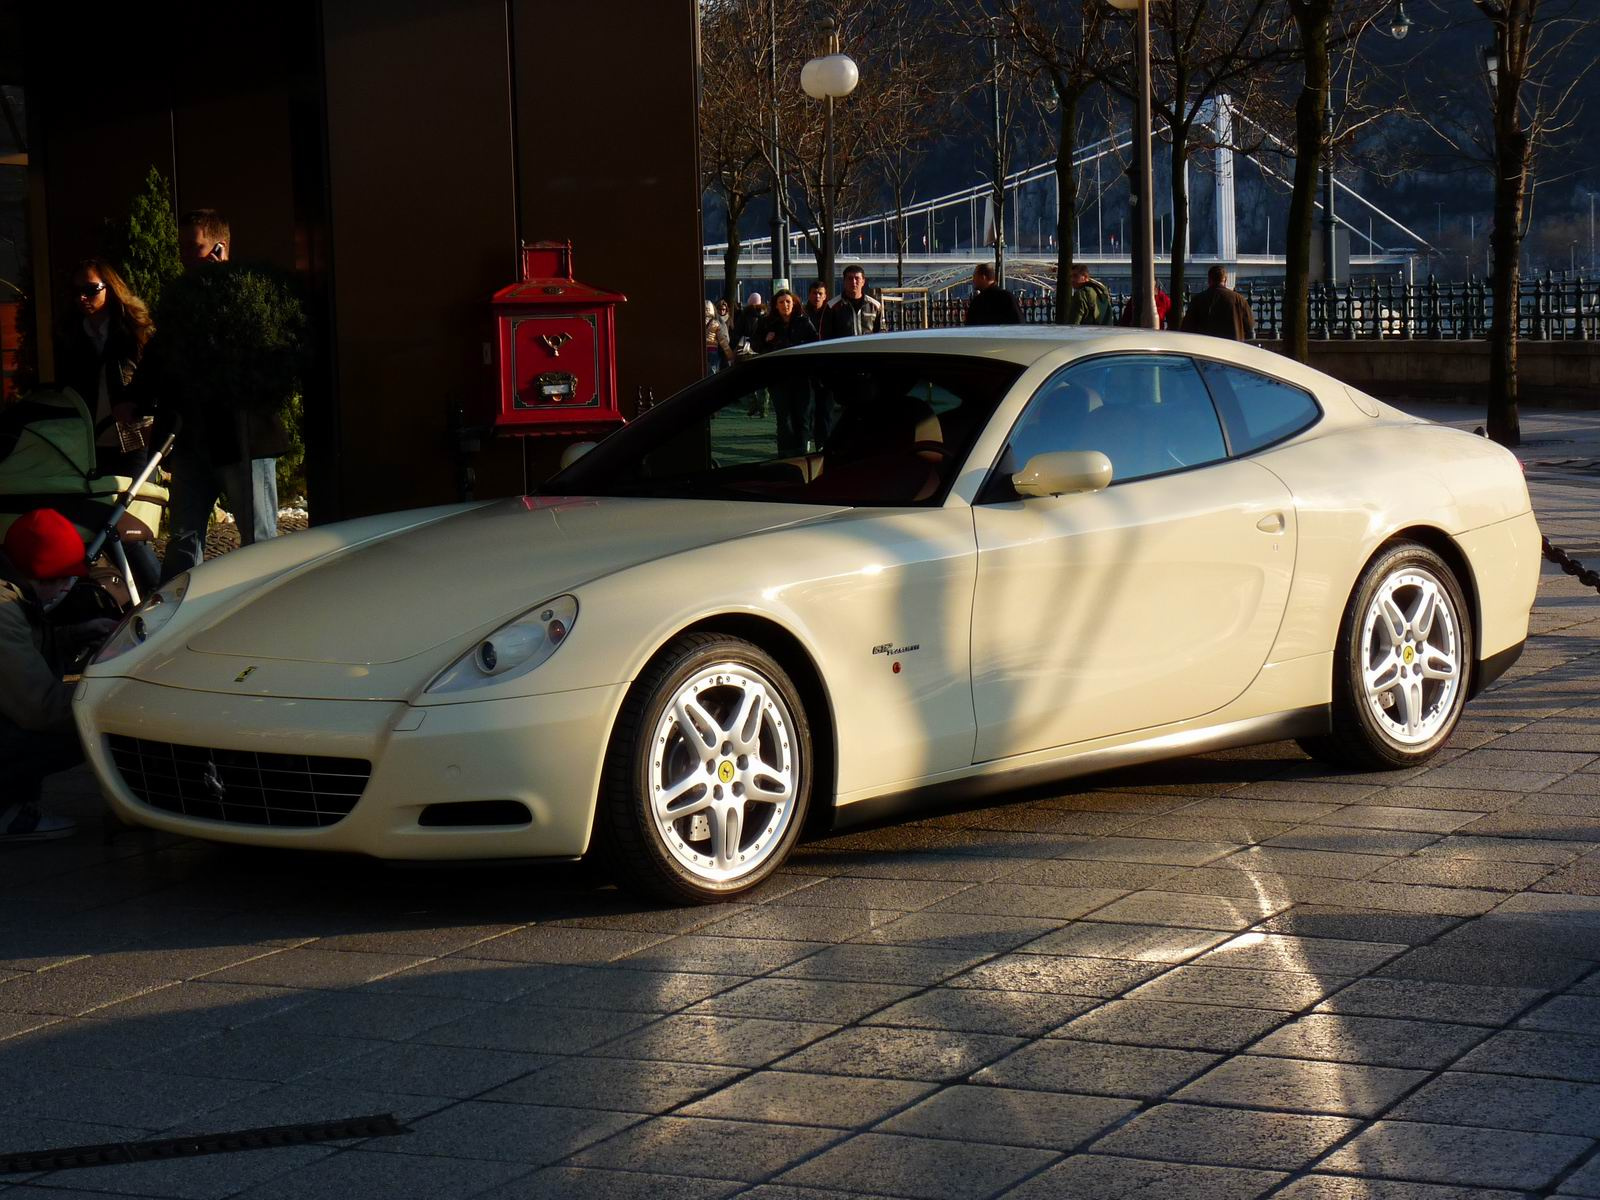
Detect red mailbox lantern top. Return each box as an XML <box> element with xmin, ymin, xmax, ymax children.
<box><xmin>491</xmin><ymin>240</ymin><xmax>627</xmax><ymax>436</ymax></box>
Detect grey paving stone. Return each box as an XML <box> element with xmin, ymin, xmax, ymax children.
<box><xmin>484</xmin><ymin>1055</ymin><xmax>740</xmax><ymax>1113</ymax></box>
<box><xmin>1193</xmin><ymin>793</ymin><xmax>1357</xmax><ymax>819</ymax></box>
<box><xmin>1390</xmin><ymin>1070</ymin><xmax>1600</xmax><ymax>1136</ymax></box>
<box><xmin>1175</xmin><ymin>1055</ymin><xmax>1427</xmax><ymax>1117</ymax></box>
<box><xmin>1086</xmin><ymin>1101</ymin><xmax>1360</xmax><ymax>1170</ymax></box>
<box><xmin>1085</xmin><ymin>891</ymin><xmax>1285</xmax><ymax>931</ymax></box>
<box><xmin>1116</xmin><ymin>815</ymin><xmax>1300</xmax><ymax>845</ymax></box>
<box><xmin>950</xmin><ymin>953</ymin><xmax>1163</xmax><ymax>998</ymax></box>
<box><xmin>165</xmin><ymin>1080</ymin><xmax>454</xmax><ymax>1131</ymax></box>
<box><xmin>1314</xmin><ymin>978</ymin><xmax>1545</xmax><ymax>1026</ymax></box>
<box><xmin>864</xmin><ymin>985</ymin><xmax>1099</xmax><ymax>1038</ymax></box>
<box><xmin>514</xmin><ymin>966</ymin><xmax>739</xmax><ymax>1014</ymax></box>
<box><xmin>1403</xmin><ymin>765</ymin><xmax>1569</xmax><ymax>793</ymax></box>
<box><xmin>1432</xmin><ymin>913</ymin><xmax>1600</xmax><ymax>959</ymax></box>
<box><xmin>454</xmin><ymin>926</ymin><xmax>668</xmax><ymax>965</ymax></box>
<box><xmin>774</xmin><ymin>944</ymin><xmax>987</xmax><ymax>987</ymax></box>
<box><xmin>1000</xmin><ymin>859</ymin><xmax>1179</xmax><ymax>891</ymax></box>
<box><xmin>1145</xmin><ymin>867</ymin><xmax>1341</xmax><ymax>905</ymax></box>
<box><xmin>774</xmin><ymin>1025</ymin><xmax>1022</xmax><ymax>1082</ymax></box>
<box><xmin>1213</xmin><ymin>846</ymin><xmax>1392</xmax><ymax>880</ymax></box>
<box><xmin>1272</xmin><ymin>1175</ymin><xmax>1527</xmax><ymax>1200</ymax></box>
<box><xmin>1450</xmin><ymin>748</ymin><xmax>1599</xmax><ymax>774</ymax></box>
<box><xmin>693</xmin><ymin>906</ymin><xmax>906</xmax><ymax>943</ymax></box>
<box><xmin>0</xmin><ymin>1066</ymin><xmax>269</xmax><ymax>1128</ymax></box>
<box><xmin>617</xmin><ymin>935</ymin><xmax>824</xmax><ymax>976</ymax></box>
<box><xmin>1022</xmin><ymin>921</ymin><xmax>1229</xmax><ymax>964</ymax></box>
<box><xmin>16</xmin><ymin>1145</ymin><xmax>332</xmax><ymax>1200</ymax></box>
<box><xmin>1418</xmin><ymin>835</ymin><xmax>1590</xmax><ymax>865</ymax></box>
<box><xmin>1518</xmin><ymin>993</ymin><xmax>1600</xmax><ymax>1034</ymax></box>
<box><xmin>858</xmin><ymin>911</ymin><xmax>1059</xmax><ymax>953</ymax></box>
<box><xmin>412</xmin><ymin>1002</ymin><xmax>655</xmax><ymax>1055</ymax></box>
<box><xmin>680</xmin><ymin>1071</ymin><xmax>932</xmax><ymax>1129</ymax></box>
<box><xmin>1302</xmin><ymin>806</ymin><xmax>1477</xmax><ymax>834</ymax></box>
<box><xmin>974</xmin><ymin>1038</ymin><xmax>1219</xmax><ymax>1099</ymax></box>
<box><xmin>764</xmin><ymin>877</ymin><xmax>970</xmax><ymax>910</ymax></box>
<box><xmin>1366</xmin><ymin>857</ymin><xmax>1553</xmax><ymax>891</ymax></box>
<box><xmin>1312</xmin><ymin>882</ymin><xmax>1504</xmax><ymax>917</ymax></box>
<box><xmin>229</xmin><ymin>1147</ymin><xmax>530</xmax><ymax>1199</ymax></box>
<box><xmin>880</xmin><ymin>1084</ymin><xmax>1133</xmax><ymax>1151</ymax></box>
<box><xmin>196</xmin><ymin>947</ymin><xmax>428</xmax><ymax>989</ymax></box>
<box><xmin>1193</xmin><ymin>933</ymin><xmax>1407</xmax><ymax>977</ymax></box>
<box><xmin>775</xmin><ymin>1131</ymin><xmax>1055</xmax><ymax>1199</ymax></box>
<box><xmin>154</xmin><ymin>1026</ymin><xmax>384</xmax><ymax>1083</ymax></box>
<box><xmin>688</xmin><ymin>978</ymin><xmax>915</xmax><ymax>1024</ymax></box>
<box><xmin>1375</xmin><ymin>946</ymin><xmax>1590</xmax><ymax>989</ymax></box>
<box><xmin>1558</xmin><ymin>1152</ymin><xmax>1600</xmax><ymax>1198</ymax></box>
<box><xmin>1351</xmin><ymin>787</ymin><xmax>1520</xmax><ymax>814</ymax></box>
<box><xmin>298</xmin><ymin>1041</ymin><xmax>550</xmax><ymax>1098</ymax></box>
<box><xmin>0</xmin><ymin>965</ymin><xmax>170</xmax><ymax>1017</ymax></box>
<box><xmin>590</xmin><ymin>1013</ymin><xmax>836</xmax><ymax>1068</ymax></box>
<box><xmin>310</xmin><ymin>922</ymin><xmax>520</xmax><ymax>957</ymax></box>
<box><xmin>924</xmin><ymin>883</ymin><xmax>1126</xmax><ymax>920</ymax></box>
<box><xmin>366</xmin><ymin>959</ymin><xmax>577</xmax><ymax>1003</ymax></box>
<box><xmin>736</xmin><ymin>1188</ymin><xmax>902</xmax><ymax>1200</ymax></box>
<box><xmin>364</xmin><ymin>1099</ymin><xmax>638</xmax><ymax>1164</ymax></box>
<box><xmin>1052</xmin><ymin>836</ymin><xmax>1240</xmax><ymax>866</ymax></box>
<box><xmin>1316</xmin><ymin>1120</ymin><xmax>1591</xmax><ymax>1190</ymax></box>
<box><xmin>569</xmin><ymin>1115</ymin><xmax>843</xmax><ymax>1182</ymax></box>
<box><xmin>249</xmin><ymin>988</ymin><xmax>488</xmax><ymax>1043</ymax></box>
<box><xmin>1054</xmin><ymin>999</ymin><xmax>1288</xmax><ymax>1052</ymax></box>
<box><xmin>474</xmin><ymin>1167</ymin><xmax>742</xmax><ymax>1199</ymax></box>
<box><xmin>1000</xmin><ymin>1154</ymin><xmax>1287</xmax><ymax>1199</ymax></box>
<box><xmin>1249</xmin><ymin>1014</ymin><xmax>1488</xmax><ymax>1070</ymax></box>
<box><xmin>1264</xmin><ymin>825</ymin><xmax>1447</xmax><ymax>855</ymax></box>
<box><xmin>1454</xmin><ymin>1028</ymin><xmax>1600</xmax><ymax>1083</ymax></box>
<box><xmin>1130</xmin><ymin>965</ymin><xmax>1349</xmax><ymax>1012</ymax></box>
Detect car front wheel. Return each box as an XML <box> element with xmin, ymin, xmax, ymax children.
<box><xmin>599</xmin><ymin>632</ymin><xmax>812</xmax><ymax>904</ymax></box>
<box><xmin>1301</xmin><ymin>542</ymin><xmax>1472</xmax><ymax>770</ymax></box>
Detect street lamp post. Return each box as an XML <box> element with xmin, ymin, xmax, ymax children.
<box><xmin>801</xmin><ymin>24</ymin><xmax>859</xmax><ymax>295</ymax></box>
<box><xmin>1106</xmin><ymin>0</ymin><xmax>1155</xmax><ymax>329</ymax></box>
<box><xmin>991</xmin><ymin>20</ymin><xmax>1006</xmax><ymax>287</ymax></box>
<box><xmin>768</xmin><ymin>0</ymin><xmax>789</xmax><ymax>291</ymax></box>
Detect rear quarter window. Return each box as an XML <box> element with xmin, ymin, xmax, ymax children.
<box><xmin>1198</xmin><ymin>361</ymin><xmax>1321</xmax><ymax>456</ymax></box>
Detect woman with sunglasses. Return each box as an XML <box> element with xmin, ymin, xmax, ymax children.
<box><xmin>55</xmin><ymin>258</ymin><xmax>159</xmax><ymax>593</ymax></box>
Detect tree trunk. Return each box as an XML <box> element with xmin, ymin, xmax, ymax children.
<box><xmin>721</xmin><ymin>200</ymin><xmax>745</xmax><ymax>306</ymax></box>
<box><xmin>1055</xmin><ymin>91</ymin><xmax>1079</xmax><ymax>324</ymax></box>
<box><xmin>1283</xmin><ymin>3</ymin><xmax>1330</xmax><ymax>364</ymax></box>
<box><xmin>1166</xmin><ymin>126</ymin><xmax>1190</xmax><ymax>327</ymax></box>
<box><xmin>1488</xmin><ymin>124</ymin><xmax>1527</xmax><ymax>447</ymax></box>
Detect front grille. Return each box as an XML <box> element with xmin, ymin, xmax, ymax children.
<box><xmin>107</xmin><ymin>735</ymin><xmax>371</xmax><ymax>828</ymax></box>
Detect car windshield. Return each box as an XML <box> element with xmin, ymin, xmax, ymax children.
<box><xmin>542</xmin><ymin>351</ymin><xmax>1024</xmax><ymax>506</ymax></box>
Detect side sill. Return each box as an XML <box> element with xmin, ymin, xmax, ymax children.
<box><xmin>1471</xmin><ymin>639</ymin><xmax>1525</xmax><ymax>699</ymax></box>
<box><xmin>826</xmin><ymin>705</ymin><xmax>1331</xmax><ymax>834</ymax></box>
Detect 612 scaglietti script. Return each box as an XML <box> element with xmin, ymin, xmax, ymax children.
<box><xmin>77</xmin><ymin>329</ymin><xmax>1539</xmax><ymax>903</ymax></box>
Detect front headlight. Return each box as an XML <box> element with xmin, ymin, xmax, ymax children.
<box><xmin>93</xmin><ymin>572</ymin><xmax>191</xmax><ymax>665</ymax></box>
<box><xmin>426</xmin><ymin>595</ymin><xmax>578</xmax><ymax>695</ymax></box>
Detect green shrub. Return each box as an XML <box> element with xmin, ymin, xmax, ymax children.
<box><xmin>107</xmin><ymin>167</ymin><xmax>182</xmax><ymax>314</ymax></box>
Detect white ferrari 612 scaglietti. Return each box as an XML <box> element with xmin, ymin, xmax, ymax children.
<box><xmin>78</xmin><ymin>328</ymin><xmax>1540</xmax><ymax>903</ymax></box>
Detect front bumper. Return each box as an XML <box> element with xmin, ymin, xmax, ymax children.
<box><xmin>75</xmin><ymin>677</ymin><xmax>626</xmax><ymax>860</ymax></box>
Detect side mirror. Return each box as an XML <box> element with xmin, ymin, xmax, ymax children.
<box><xmin>559</xmin><ymin>441</ymin><xmax>597</xmax><ymax>470</ymax></box>
<box><xmin>1012</xmin><ymin>450</ymin><xmax>1113</xmax><ymax>498</ymax></box>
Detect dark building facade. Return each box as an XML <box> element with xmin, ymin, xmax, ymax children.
<box><xmin>2</xmin><ymin>0</ymin><xmax>702</xmax><ymax>518</ymax></box>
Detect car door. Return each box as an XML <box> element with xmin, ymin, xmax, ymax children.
<box><xmin>970</xmin><ymin>353</ymin><xmax>1297</xmax><ymax>762</ymax></box>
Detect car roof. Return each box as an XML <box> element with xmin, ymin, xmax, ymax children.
<box><xmin>777</xmin><ymin>326</ymin><xmax>1212</xmax><ymax>367</ymax></box>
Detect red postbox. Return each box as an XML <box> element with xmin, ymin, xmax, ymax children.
<box><xmin>491</xmin><ymin>240</ymin><xmax>627</xmax><ymax>436</ymax></box>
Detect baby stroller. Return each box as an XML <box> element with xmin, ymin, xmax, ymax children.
<box><xmin>0</xmin><ymin>385</ymin><xmax>173</xmax><ymax>618</ymax></box>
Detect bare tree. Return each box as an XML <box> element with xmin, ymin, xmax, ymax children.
<box><xmin>992</xmin><ymin>0</ymin><xmax>1113</xmax><ymax>320</ymax></box>
<box><xmin>700</xmin><ymin>0</ymin><xmax>773</xmax><ymax>304</ymax></box>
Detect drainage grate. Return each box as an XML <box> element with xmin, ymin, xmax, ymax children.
<box><xmin>0</xmin><ymin>1113</ymin><xmax>408</xmax><ymax>1174</ymax></box>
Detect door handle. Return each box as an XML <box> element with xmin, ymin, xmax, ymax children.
<box><xmin>1256</xmin><ymin>512</ymin><xmax>1286</xmax><ymax>533</ymax></box>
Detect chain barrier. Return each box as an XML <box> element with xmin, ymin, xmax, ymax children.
<box><xmin>1543</xmin><ymin>537</ymin><xmax>1600</xmax><ymax>595</ymax></box>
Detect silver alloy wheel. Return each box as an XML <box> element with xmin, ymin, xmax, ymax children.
<box><xmin>648</xmin><ymin>662</ymin><xmax>800</xmax><ymax>884</ymax></box>
<box><xmin>1358</xmin><ymin>565</ymin><xmax>1462</xmax><ymax>746</ymax></box>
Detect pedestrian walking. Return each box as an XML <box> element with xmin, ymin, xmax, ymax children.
<box><xmin>965</xmin><ymin>263</ymin><xmax>1022</xmax><ymax>326</ymax></box>
<box><xmin>704</xmin><ymin>300</ymin><xmax>732</xmax><ymax>376</ymax></box>
<box><xmin>820</xmin><ymin>265</ymin><xmax>885</xmax><ymax>339</ymax></box>
<box><xmin>1118</xmin><ymin>283</ymin><xmax>1172</xmax><ymax>329</ymax></box>
<box><xmin>1180</xmin><ymin>265</ymin><xmax>1256</xmax><ymax>341</ymax></box>
<box><xmin>157</xmin><ymin>209</ymin><xmax>294</xmax><ymax>582</ymax></box>
<box><xmin>1062</xmin><ymin>263</ymin><xmax>1114</xmax><ymax>325</ymax></box>
<box><xmin>55</xmin><ymin>257</ymin><xmax>159</xmax><ymax>594</ymax></box>
<box><xmin>804</xmin><ymin>281</ymin><xmax>830</xmax><ymax>331</ymax></box>
<box><xmin>732</xmin><ymin>293</ymin><xmax>766</xmax><ymax>359</ymax></box>
<box><xmin>756</xmin><ymin>289</ymin><xmax>820</xmax><ymax>456</ymax></box>
<box><xmin>0</xmin><ymin>509</ymin><xmax>120</xmax><ymax>843</ymax></box>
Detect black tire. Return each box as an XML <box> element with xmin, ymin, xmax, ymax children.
<box><xmin>598</xmin><ymin>632</ymin><xmax>812</xmax><ymax>905</ymax></box>
<box><xmin>1299</xmin><ymin>541</ymin><xmax>1473</xmax><ymax>771</ymax></box>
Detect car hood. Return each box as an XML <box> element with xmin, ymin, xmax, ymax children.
<box><xmin>184</xmin><ymin>495</ymin><xmax>844</xmax><ymax>665</ymax></box>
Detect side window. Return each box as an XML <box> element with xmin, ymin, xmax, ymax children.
<box><xmin>1199</xmin><ymin>362</ymin><xmax>1320</xmax><ymax>455</ymax></box>
<box><xmin>1004</xmin><ymin>355</ymin><xmax>1226</xmax><ymax>485</ymax></box>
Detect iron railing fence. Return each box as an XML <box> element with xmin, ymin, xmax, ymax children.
<box><xmin>882</xmin><ymin>275</ymin><xmax>1600</xmax><ymax>342</ymax></box>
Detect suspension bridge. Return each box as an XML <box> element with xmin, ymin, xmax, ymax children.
<box><xmin>704</xmin><ymin>97</ymin><xmax>1434</xmax><ymax>295</ymax></box>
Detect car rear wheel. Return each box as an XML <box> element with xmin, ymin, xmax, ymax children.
<box><xmin>1299</xmin><ymin>542</ymin><xmax>1472</xmax><ymax>770</ymax></box>
<box><xmin>599</xmin><ymin>632</ymin><xmax>811</xmax><ymax>904</ymax></box>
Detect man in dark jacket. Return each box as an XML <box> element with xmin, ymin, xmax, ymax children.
<box><xmin>965</xmin><ymin>263</ymin><xmax>1022</xmax><ymax>326</ymax></box>
<box><xmin>821</xmin><ymin>266</ymin><xmax>886</xmax><ymax>338</ymax></box>
<box><xmin>0</xmin><ymin>509</ymin><xmax>117</xmax><ymax>842</ymax></box>
<box><xmin>1180</xmin><ymin>265</ymin><xmax>1256</xmax><ymax>340</ymax></box>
